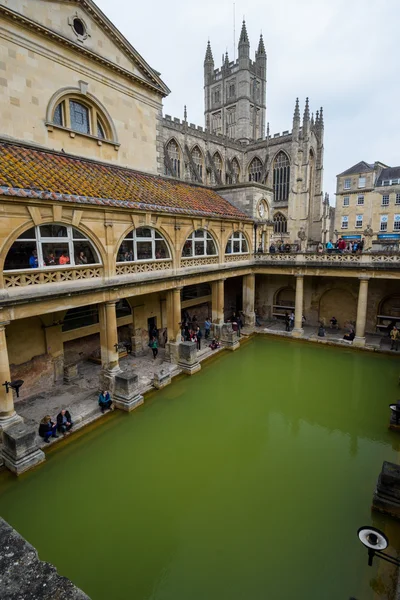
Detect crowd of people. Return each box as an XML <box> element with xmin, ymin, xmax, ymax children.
<box><xmin>267</xmin><ymin>238</ymin><xmax>366</xmax><ymax>255</ymax></box>
<box><xmin>29</xmin><ymin>249</ymin><xmax>89</xmax><ymax>268</ymax></box>
<box><xmin>38</xmin><ymin>409</ymin><xmax>74</xmax><ymax>443</ymax></box>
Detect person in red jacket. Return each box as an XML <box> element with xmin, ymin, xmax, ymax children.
<box><xmin>338</xmin><ymin>238</ymin><xmax>346</xmax><ymax>253</ymax></box>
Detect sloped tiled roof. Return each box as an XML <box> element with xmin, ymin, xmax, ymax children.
<box><xmin>376</xmin><ymin>166</ymin><xmax>400</xmax><ymax>185</ymax></box>
<box><xmin>0</xmin><ymin>142</ymin><xmax>249</xmax><ymax>220</ymax></box>
<box><xmin>337</xmin><ymin>161</ymin><xmax>375</xmax><ymax>176</ymax></box>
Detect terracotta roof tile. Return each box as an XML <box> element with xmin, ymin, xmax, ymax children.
<box><xmin>0</xmin><ymin>142</ymin><xmax>250</xmax><ymax>220</ymax></box>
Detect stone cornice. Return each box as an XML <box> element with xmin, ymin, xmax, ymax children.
<box><xmin>0</xmin><ymin>4</ymin><xmax>170</xmax><ymax>97</ymax></box>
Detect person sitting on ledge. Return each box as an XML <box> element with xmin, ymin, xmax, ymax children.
<box><xmin>98</xmin><ymin>390</ymin><xmax>114</xmax><ymax>413</ymax></box>
<box><xmin>330</xmin><ymin>316</ymin><xmax>338</xmax><ymax>329</ymax></box>
<box><xmin>318</xmin><ymin>324</ymin><xmax>325</xmax><ymax>337</ymax></box>
<box><xmin>343</xmin><ymin>329</ymin><xmax>355</xmax><ymax>342</ymax></box>
<box><xmin>56</xmin><ymin>409</ymin><xmax>73</xmax><ymax>435</ymax></box>
<box><xmin>209</xmin><ymin>338</ymin><xmax>221</xmax><ymax>350</ymax></box>
<box><xmin>38</xmin><ymin>415</ymin><xmax>59</xmax><ymax>443</ymax></box>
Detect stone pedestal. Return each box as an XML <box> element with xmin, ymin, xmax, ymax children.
<box><xmin>178</xmin><ymin>342</ymin><xmax>201</xmax><ymax>375</ymax></box>
<box><xmin>64</xmin><ymin>364</ymin><xmax>79</xmax><ymax>384</ymax></box>
<box><xmin>0</xmin><ymin>412</ymin><xmax>23</xmax><ymax>434</ymax></box>
<box><xmin>165</xmin><ymin>341</ymin><xmax>180</xmax><ymax>365</ymax></box>
<box><xmin>113</xmin><ymin>372</ymin><xmax>143</xmax><ymax>412</ymax></box>
<box><xmin>153</xmin><ymin>369</ymin><xmax>171</xmax><ymax>389</ymax></box>
<box><xmin>372</xmin><ymin>461</ymin><xmax>400</xmax><ymax>519</ymax></box>
<box><xmin>2</xmin><ymin>422</ymin><xmax>45</xmax><ymax>475</ymax></box>
<box><xmin>219</xmin><ymin>323</ymin><xmax>240</xmax><ymax>351</ymax></box>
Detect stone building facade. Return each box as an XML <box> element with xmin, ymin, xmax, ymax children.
<box><xmin>161</xmin><ymin>22</ymin><xmax>326</xmax><ymax>244</ymax></box>
<box><xmin>0</xmin><ymin>0</ymin><xmax>398</xmax><ymax>439</ymax></box>
<box><xmin>335</xmin><ymin>160</ymin><xmax>400</xmax><ymax>249</ymax></box>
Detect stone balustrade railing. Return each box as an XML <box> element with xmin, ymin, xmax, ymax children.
<box><xmin>253</xmin><ymin>252</ymin><xmax>400</xmax><ymax>266</ymax></box>
<box><xmin>3</xmin><ymin>252</ymin><xmax>400</xmax><ymax>290</ymax></box>
<box><xmin>3</xmin><ymin>265</ymin><xmax>104</xmax><ymax>288</ymax></box>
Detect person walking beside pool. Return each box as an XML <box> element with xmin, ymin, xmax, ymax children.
<box><xmin>98</xmin><ymin>390</ymin><xmax>113</xmax><ymax>413</ymax></box>
<box><xmin>56</xmin><ymin>409</ymin><xmax>73</xmax><ymax>435</ymax></box>
<box><xmin>284</xmin><ymin>312</ymin><xmax>290</xmax><ymax>332</ymax></box>
<box><xmin>391</xmin><ymin>326</ymin><xmax>399</xmax><ymax>351</ymax></box>
<box><xmin>38</xmin><ymin>415</ymin><xmax>59</xmax><ymax>443</ymax></box>
<box><xmin>204</xmin><ymin>318</ymin><xmax>211</xmax><ymax>339</ymax></box>
<box><xmin>195</xmin><ymin>326</ymin><xmax>202</xmax><ymax>350</ymax></box>
<box><xmin>149</xmin><ymin>336</ymin><xmax>158</xmax><ymax>359</ymax></box>
<box><xmin>289</xmin><ymin>311</ymin><xmax>295</xmax><ymax>330</ymax></box>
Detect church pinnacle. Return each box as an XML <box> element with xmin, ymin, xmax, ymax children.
<box><xmin>293</xmin><ymin>97</ymin><xmax>300</xmax><ymax>121</ymax></box>
<box><xmin>257</xmin><ymin>33</ymin><xmax>266</xmax><ymax>55</ymax></box>
<box><xmin>238</xmin><ymin>20</ymin><xmax>249</xmax><ymax>46</ymax></box>
<box><xmin>303</xmin><ymin>97</ymin><xmax>310</xmax><ymax>124</ymax></box>
<box><xmin>204</xmin><ymin>40</ymin><xmax>214</xmax><ymax>65</ymax></box>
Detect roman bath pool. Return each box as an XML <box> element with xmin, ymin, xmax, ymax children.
<box><xmin>0</xmin><ymin>337</ymin><xmax>400</xmax><ymax>599</ymax></box>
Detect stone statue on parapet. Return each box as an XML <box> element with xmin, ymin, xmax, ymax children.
<box><xmin>297</xmin><ymin>228</ymin><xmax>307</xmax><ymax>251</ymax></box>
<box><xmin>363</xmin><ymin>224</ymin><xmax>373</xmax><ymax>250</ymax></box>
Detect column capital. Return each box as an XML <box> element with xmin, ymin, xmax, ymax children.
<box><xmin>294</xmin><ymin>273</ymin><xmax>304</xmax><ymax>279</ymax></box>
<box><xmin>358</xmin><ymin>275</ymin><xmax>370</xmax><ymax>282</ymax></box>
<box><xmin>173</xmin><ymin>286</ymin><xmax>183</xmax><ymax>292</ymax></box>
<box><xmin>0</xmin><ymin>321</ymin><xmax>10</xmax><ymax>331</ymax></box>
<box><xmin>105</xmin><ymin>300</ymin><xmax>118</xmax><ymax>307</ymax></box>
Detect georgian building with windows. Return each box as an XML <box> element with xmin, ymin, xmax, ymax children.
<box><xmin>0</xmin><ymin>0</ymin><xmax>399</xmax><ymax>444</ymax></box>
<box><xmin>161</xmin><ymin>22</ymin><xmax>326</xmax><ymax>244</ymax></box>
<box><xmin>335</xmin><ymin>161</ymin><xmax>400</xmax><ymax>248</ymax></box>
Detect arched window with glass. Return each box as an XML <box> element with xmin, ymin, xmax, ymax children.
<box><xmin>273</xmin><ymin>151</ymin><xmax>290</xmax><ymax>202</ymax></box>
<box><xmin>51</xmin><ymin>96</ymin><xmax>111</xmax><ymax>141</ymax></box>
<box><xmin>4</xmin><ymin>224</ymin><xmax>100</xmax><ymax>271</ymax></box>
<box><xmin>182</xmin><ymin>229</ymin><xmax>217</xmax><ymax>258</ymax></box>
<box><xmin>225</xmin><ymin>231</ymin><xmax>249</xmax><ymax>254</ymax></box>
<box><xmin>191</xmin><ymin>146</ymin><xmax>203</xmax><ymax>180</ymax></box>
<box><xmin>117</xmin><ymin>228</ymin><xmax>170</xmax><ymax>263</ymax></box>
<box><xmin>248</xmin><ymin>157</ymin><xmax>263</xmax><ymax>182</ymax></box>
<box><xmin>165</xmin><ymin>139</ymin><xmax>181</xmax><ymax>178</ymax></box>
<box><xmin>273</xmin><ymin>213</ymin><xmax>287</xmax><ymax>235</ymax></box>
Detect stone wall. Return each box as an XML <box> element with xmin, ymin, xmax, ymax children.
<box><xmin>0</xmin><ymin>517</ymin><xmax>90</xmax><ymax>600</ymax></box>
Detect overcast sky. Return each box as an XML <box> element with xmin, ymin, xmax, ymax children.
<box><xmin>96</xmin><ymin>0</ymin><xmax>400</xmax><ymax>205</ymax></box>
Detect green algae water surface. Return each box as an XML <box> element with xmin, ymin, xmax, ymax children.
<box><xmin>1</xmin><ymin>337</ymin><xmax>400</xmax><ymax>600</ymax></box>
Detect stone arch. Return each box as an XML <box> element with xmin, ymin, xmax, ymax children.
<box><xmin>115</xmin><ymin>226</ymin><xmax>173</xmax><ymax>264</ymax></box>
<box><xmin>223</xmin><ymin>229</ymin><xmax>251</xmax><ymax>254</ymax></box>
<box><xmin>378</xmin><ymin>294</ymin><xmax>400</xmax><ymax>319</ymax></box>
<box><xmin>2</xmin><ymin>220</ymin><xmax>105</xmax><ymax>272</ymax></box>
<box><xmin>181</xmin><ymin>227</ymin><xmax>219</xmax><ymax>258</ymax></box>
<box><xmin>190</xmin><ymin>144</ymin><xmax>205</xmax><ymax>180</ymax></box>
<box><xmin>319</xmin><ymin>288</ymin><xmax>357</xmax><ymax>327</ymax></box>
<box><xmin>46</xmin><ymin>86</ymin><xmax>118</xmax><ymax>143</ymax></box>
<box><xmin>274</xmin><ymin>286</ymin><xmax>295</xmax><ymax>309</ymax></box>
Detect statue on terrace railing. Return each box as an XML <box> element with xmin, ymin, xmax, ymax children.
<box><xmin>363</xmin><ymin>224</ymin><xmax>373</xmax><ymax>251</ymax></box>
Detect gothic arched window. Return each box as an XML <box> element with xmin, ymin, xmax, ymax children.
<box><xmin>165</xmin><ymin>139</ymin><xmax>181</xmax><ymax>178</ymax></box>
<box><xmin>191</xmin><ymin>146</ymin><xmax>203</xmax><ymax>179</ymax></box>
<box><xmin>117</xmin><ymin>228</ymin><xmax>170</xmax><ymax>262</ymax></box>
<box><xmin>226</xmin><ymin>158</ymin><xmax>240</xmax><ymax>184</ymax></box>
<box><xmin>211</xmin><ymin>152</ymin><xmax>222</xmax><ymax>185</ymax></box>
<box><xmin>248</xmin><ymin>157</ymin><xmax>263</xmax><ymax>182</ymax></box>
<box><xmin>4</xmin><ymin>224</ymin><xmax>100</xmax><ymax>271</ymax></box>
<box><xmin>182</xmin><ymin>229</ymin><xmax>217</xmax><ymax>258</ymax></box>
<box><xmin>273</xmin><ymin>151</ymin><xmax>290</xmax><ymax>202</ymax></box>
<box><xmin>273</xmin><ymin>213</ymin><xmax>287</xmax><ymax>235</ymax></box>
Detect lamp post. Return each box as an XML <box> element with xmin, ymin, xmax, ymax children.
<box><xmin>357</xmin><ymin>526</ymin><xmax>400</xmax><ymax>567</ymax></box>
<box><xmin>2</xmin><ymin>379</ymin><xmax>24</xmax><ymax>398</ymax></box>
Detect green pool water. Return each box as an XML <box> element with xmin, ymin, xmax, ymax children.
<box><xmin>1</xmin><ymin>337</ymin><xmax>400</xmax><ymax>600</ymax></box>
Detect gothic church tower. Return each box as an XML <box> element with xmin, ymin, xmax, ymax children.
<box><xmin>204</xmin><ymin>22</ymin><xmax>267</xmax><ymax>143</ymax></box>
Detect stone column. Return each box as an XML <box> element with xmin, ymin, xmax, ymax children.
<box><xmin>44</xmin><ymin>324</ymin><xmax>64</xmax><ymax>384</ymax></box>
<box><xmin>0</xmin><ymin>322</ymin><xmax>22</xmax><ymax>430</ymax></box>
<box><xmin>99</xmin><ymin>301</ymin><xmax>120</xmax><ymax>389</ymax></box>
<box><xmin>354</xmin><ymin>277</ymin><xmax>369</xmax><ymax>347</ymax></box>
<box><xmin>165</xmin><ymin>287</ymin><xmax>182</xmax><ymax>364</ymax></box>
<box><xmin>243</xmin><ymin>273</ymin><xmax>255</xmax><ymax>326</ymax></box>
<box><xmin>212</xmin><ymin>279</ymin><xmax>225</xmax><ymax>325</ymax></box>
<box><xmin>292</xmin><ymin>275</ymin><xmax>304</xmax><ymax>337</ymax></box>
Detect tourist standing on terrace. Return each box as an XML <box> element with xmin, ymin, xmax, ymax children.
<box><xmin>195</xmin><ymin>326</ymin><xmax>202</xmax><ymax>350</ymax></box>
<box><xmin>204</xmin><ymin>318</ymin><xmax>211</xmax><ymax>339</ymax></box>
<box><xmin>391</xmin><ymin>326</ymin><xmax>399</xmax><ymax>351</ymax></box>
<box><xmin>149</xmin><ymin>336</ymin><xmax>158</xmax><ymax>359</ymax></box>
